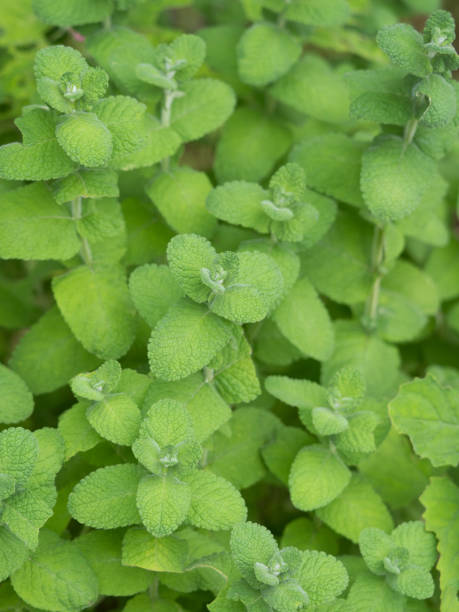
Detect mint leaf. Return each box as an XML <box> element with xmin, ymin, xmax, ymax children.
<box><xmin>289</xmin><ymin>445</ymin><xmax>351</xmax><ymax>511</ymax></box>
<box><xmin>53</xmin><ymin>265</ymin><xmax>136</xmax><ymax>360</ymax></box>
<box><xmin>9</xmin><ymin>307</ymin><xmax>100</xmax><ymax>395</ymax></box>
<box><xmin>146</xmin><ymin>167</ymin><xmax>216</xmax><ymax>238</ymax></box>
<box><xmin>0</xmin><ymin>183</ymin><xmax>80</xmax><ymax>260</ymax></box>
<box><xmin>0</xmin><ymin>109</ymin><xmax>76</xmax><ymax>181</ymax></box>
<box><xmin>290</xmin><ymin>134</ymin><xmax>365</xmax><ymax>208</ymax></box>
<box><xmin>207</xmin><ymin>180</ymin><xmax>270</xmax><ymax>234</ymax></box>
<box><xmin>214</xmin><ymin>107</ymin><xmax>291</xmax><ymax>183</ymax></box>
<box><xmin>148</xmin><ymin>300</ymin><xmax>233</xmax><ymax>381</ymax></box>
<box><xmin>76</xmin><ymin>530</ymin><xmax>152</xmax><ymax>597</ymax></box>
<box><xmin>170</xmin><ymin>79</ymin><xmax>235</xmax><ymax>142</ymax></box>
<box><xmin>122</xmin><ymin>527</ymin><xmax>188</xmax><ymax>572</ymax></box>
<box><xmin>56</xmin><ymin>112</ymin><xmax>113</xmax><ymax>168</ymax></box>
<box><xmin>421</xmin><ymin>477</ymin><xmax>459</xmax><ymax>611</ymax></box>
<box><xmin>317</xmin><ymin>475</ymin><xmax>394</xmax><ymax>543</ymax></box>
<box><xmin>361</xmin><ymin>136</ymin><xmax>436</xmax><ymax>222</ymax></box>
<box><xmin>376</xmin><ymin>23</ymin><xmax>431</xmax><ymax>77</ymax></box>
<box><xmin>129</xmin><ymin>263</ymin><xmax>183</xmax><ymax>328</ymax></box>
<box><xmin>237</xmin><ymin>23</ymin><xmax>301</xmax><ymax>87</ymax></box>
<box><xmin>389</xmin><ymin>375</ymin><xmax>459</xmax><ymax>467</ymax></box>
<box><xmin>68</xmin><ymin>464</ymin><xmax>143</xmax><ymax>528</ymax></box>
<box><xmin>187</xmin><ymin>470</ymin><xmax>247</xmax><ymax>530</ymax></box>
<box><xmin>273</xmin><ymin>277</ymin><xmax>334</xmax><ymax>362</ymax></box>
<box><xmin>0</xmin><ymin>365</ymin><xmax>33</xmax><ymax>424</ymax></box>
<box><xmin>33</xmin><ymin>0</ymin><xmax>113</xmax><ymax>26</ymax></box>
<box><xmin>11</xmin><ymin>530</ymin><xmax>99</xmax><ymax>611</ymax></box>
<box><xmin>136</xmin><ymin>473</ymin><xmax>191</xmax><ymax>537</ymax></box>
<box><xmin>58</xmin><ymin>403</ymin><xmax>102</xmax><ymax>460</ymax></box>
<box><xmin>86</xmin><ymin>393</ymin><xmax>141</xmax><ymax>446</ymax></box>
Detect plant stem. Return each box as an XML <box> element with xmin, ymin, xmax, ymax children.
<box><xmin>364</xmin><ymin>225</ymin><xmax>385</xmax><ymax>330</ymax></box>
<box><xmin>403</xmin><ymin>118</ymin><xmax>418</xmax><ymax>150</ymax></box>
<box><xmin>160</xmin><ymin>87</ymin><xmax>177</xmax><ymax>172</ymax></box>
<box><xmin>72</xmin><ymin>197</ymin><xmax>93</xmax><ymax>266</ymax></box>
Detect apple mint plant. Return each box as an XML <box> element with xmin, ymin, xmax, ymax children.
<box><xmin>0</xmin><ymin>2</ymin><xmax>458</xmax><ymax>611</ymax></box>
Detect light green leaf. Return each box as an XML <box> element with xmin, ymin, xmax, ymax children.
<box><xmin>0</xmin><ymin>182</ymin><xmax>80</xmax><ymax>260</ymax></box>
<box><xmin>9</xmin><ymin>306</ymin><xmax>100</xmax><ymax>395</ymax></box>
<box><xmin>359</xmin><ymin>428</ymin><xmax>432</xmax><ymax>510</ymax></box>
<box><xmin>0</xmin><ymin>527</ymin><xmax>29</xmax><ymax>582</ymax></box>
<box><xmin>290</xmin><ymin>134</ymin><xmax>365</xmax><ymax>208</ymax></box>
<box><xmin>345</xmin><ymin>571</ymin><xmax>406</xmax><ymax>612</ymax></box>
<box><xmin>187</xmin><ymin>470</ymin><xmax>247</xmax><ymax>530</ymax></box>
<box><xmin>284</xmin><ymin>0</ymin><xmax>350</xmax><ymax>27</ymax></box>
<box><xmin>68</xmin><ymin>464</ymin><xmax>143</xmax><ymax>528</ymax></box>
<box><xmin>322</xmin><ymin>321</ymin><xmax>400</xmax><ymax>399</ymax></box>
<box><xmin>206</xmin><ymin>180</ymin><xmax>270</xmax><ymax>234</ymax></box>
<box><xmin>56</xmin><ymin>112</ymin><xmax>113</xmax><ymax>168</ymax></box>
<box><xmin>147</xmin><ymin>167</ymin><xmax>216</xmax><ymax>238</ymax></box>
<box><xmin>86</xmin><ymin>394</ymin><xmax>141</xmax><ymax>446</ymax></box>
<box><xmin>123</xmin><ymin>594</ymin><xmax>183</xmax><ymax>612</ymax></box>
<box><xmin>240</xmin><ymin>241</ymin><xmax>300</xmax><ymax>302</ymax></box>
<box><xmin>273</xmin><ymin>277</ymin><xmax>334</xmax><ymax>362</ymax></box>
<box><xmin>117</xmin><ymin>114</ymin><xmax>181</xmax><ymax>170</ymax></box>
<box><xmin>294</xmin><ymin>550</ymin><xmax>349</xmax><ymax>607</ymax></box>
<box><xmin>28</xmin><ymin>427</ymin><xmax>65</xmax><ymax>487</ymax></box>
<box><xmin>143</xmin><ymin>374</ymin><xmax>231</xmax><ymax>443</ymax></box>
<box><xmin>53</xmin><ymin>168</ymin><xmax>119</xmax><ymax>205</ymax></box>
<box><xmin>208</xmin><ymin>407</ymin><xmax>280</xmax><ymax>489</ymax></box>
<box><xmin>94</xmin><ymin>95</ymin><xmax>147</xmax><ymax>168</ymax></box>
<box><xmin>237</xmin><ymin>23</ymin><xmax>301</xmax><ymax>87</ymax></box>
<box><xmin>53</xmin><ymin>264</ymin><xmax>137</xmax><ymax>360</ymax></box>
<box><xmin>170</xmin><ymin>79</ymin><xmax>235</xmax><ymax>142</ymax></box>
<box><xmin>58</xmin><ymin>403</ymin><xmax>102</xmax><ymax>460</ymax></box>
<box><xmin>389</xmin><ymin>376</ymin><xmax>459</xmax><ymax>467</ymax></box>
<box><xmin>265</xmin><ymin>375</ymin><xmax>328</xmax><ymax>413</ymax></box>
<box><xmin>262</xmin><ymin>426</ymin><xmax>312</xmax><ymax>485</ymax></box>
<box><xmin>271</xmin><ymin>54</ymin><xmax>349</xmax><ymax>124</ymax></box>
<box><xmin>129</xmin><ymin>264</ymin><xmax>183</xmax><ymax>328</ymax></box>
<box><xmin>33</xmin><ymin>0</ymin><xmax>113</xmax><ymax>26</ymax></box>
<box><xmin>3</xmin><ymin>488</ymin><xmax>53</xmax><ymax>550</ymax></box>
<box><xmin>301</xmin><ymin>211</ymin><xmax>372</xmax><ymax>305</ymax></box>
<box><xmin>76</xmin><ymin>530</ymin><xmax>152</xmax><ymax>597</ymax></box>
<box><xmin>376</xmin><ymin>23</ymin><xmax>431</xmax><ymax>77</ymax></box>
<box><xmin>132</xmin><ymin>399</ymin><xmax>200</xmax><ymax>475</ymax></box>
<box><xmin>392</xmin><ymin>521</ymin><xmax>437</xmax><ymax>571</ymax></box>
<box><xmin>210</xmin><ymin>326</ymin><xmax>261</xmax><ymax>404</ymax></box>
<box><xmin>136</xmin><ymin>474</ymin><xmax>191</xmax><ymax>537</ymax></box>
<box><xmin>361</xmin><ymin>136</ymin><xmax>436</xmax><ymax>222</ymax></box>
<box><xmin>230</xmin><ymin>521</ymin><xmax>278</xmax><ymax>588</ymax></box>
<box><xmin>148</xmin><ymin>300</ymin><xmax>233</xmax><ymax>381</ymax></box>
<box><xmin>417</xmin><ymin>74</ymin><xmax>457</xmax><ymax>128</ymax></box>
<box><xmin>317</xmin><ymin>475</ymin><xmax>394</xmax><ymax>544</ymax></box>
<box><xmin>0</xmin><ymin>427</ymin><xmax>37</xmax><ymax>486</ymax></box>
<box><xmin>122</xmin><ymin>527</ymin><xmax>188</xmax><ymax>572</ymax></box>
<box><xmin>71</xmin><ymin>360</ymin><xmax>121</xmax><ymax>401</ymax></box>
<box><xmin>289</xmin><ymin>445</ymin><xmax>351</xmax><ymax>511</ymax></box>
<box><xmin>281</xmin><ymin>517</ymin><xmax>338</xmax><ymax>555</ymax></box>
<box><xmin>0</xmin><ymin>365</ymin><xmax>33</xmax><ymax>424</ymax></box>
<box><xmin>11</xmin><ymin>530</ymin><xmax>99</xmax><ymax>612</ymax></box>
<box><xmin>0</xmin><ymin>109</ymin><xmax>76</xmax><ymax>181</ymax></box>
<box><xmin>214</xmin><ymin>107</ymin><xmax>291</xmax><ymax>183</ymax></box>
<box><xmin>167</xmin><ymin>234</ymin><xmax>217</xmax><ymax>303</ymax></box>
<box><xmin>211</xmin><ymin>251</ymin><xmax>284</xmax><ymax>324</ymax></box>
<box><xmin>425</xmin><ymin>240</ymin><xmax>459</xmax><ymax>301</ymax></box>
<box><xmin>421</xmin><ymin>477</ymin><xmax>459</xmax><ymax>612</ymax></box>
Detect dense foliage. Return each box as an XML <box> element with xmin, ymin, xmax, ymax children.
<box><xmin>0</xmin><ymin>1</ymin><xmax>458</xmax><ymax>611</ymax></box>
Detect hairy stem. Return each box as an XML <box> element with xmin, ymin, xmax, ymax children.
<box><xmin>364</xmin><ymin>225</ymin><xmax>385</xmax><ymax>329</ymax></box>
<box><xmin>72</xmin><ymin>197</ymin><xmax>93</xmax><ymax>266</ymax></box>
<box><xmin>403</xmin><ymin>118</ymin><xmax>418</xmax><ymax>151</ymax></box>
<box><xmin>160</xmin><ymin>86</ymin><xmax>178</xmax><ymax>172</ymax></box>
